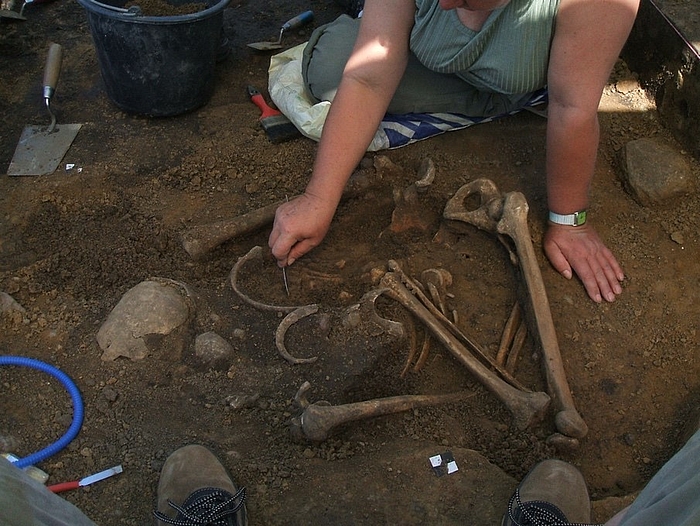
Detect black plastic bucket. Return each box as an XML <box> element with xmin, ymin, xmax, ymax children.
<box><xmin>77</xmin><ymin>0</ymin><xmax>230</xmax><ymax>116</ymax></box>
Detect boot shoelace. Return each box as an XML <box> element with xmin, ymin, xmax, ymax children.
<box><xmin>154</xmin><ymin>486</ymin><xmax>246</xmax><ymax>526</ymax></box>
<box><xmin>507</xmin><ymin>489</ymin><xmax>601</xmax><ymax>526</ymax></box>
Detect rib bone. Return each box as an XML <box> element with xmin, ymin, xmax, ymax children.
<box><xmin>229</xmin><ymin>246</ymin><xmax>306</xmax><ymax>313</ymax></box>
<box><xmin>275</xmin><ymin>305</ymin><xmax>320</xmax><ymax>364</ymax></box>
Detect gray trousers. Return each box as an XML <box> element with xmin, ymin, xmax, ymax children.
<box><xmin>301</xmin><ymin>15</ymin><xmax>535</xmax><ymax>117</ymax></box>
<box><xmin>616</xmin><ymin>425</ymin><xmax>700</xmax><ymax>525</ymax></box>
<box><xmin>0</xmin><ymin>457</ymin><xmax>96</xmax><ymax>526</ymax></box>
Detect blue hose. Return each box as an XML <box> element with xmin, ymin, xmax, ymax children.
<box><xmin>0</xmin><ymin>356</ymin><xmax>84</xmax><ymax>469</ymax></box>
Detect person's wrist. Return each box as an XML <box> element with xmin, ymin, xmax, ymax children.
<box><xmin>548</xmin><ymin>210</ymin><xmax>587</xmax><ymax>227</ymax></box>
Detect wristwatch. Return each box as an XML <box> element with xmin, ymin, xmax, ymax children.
<box><xmin>548</xmin><ymin>210</ymin><xmax>587</xmax><ymax>227</ymax></box>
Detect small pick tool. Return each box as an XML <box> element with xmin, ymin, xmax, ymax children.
<box><xmin>248</xmin><ymin>10</ymin><xmax>314</xmax><ymax>51</ymax></box>
<box><xmin>8</xmin><ymin>42</ymin><xmax>82</xmax><ymax>176</ymax></box>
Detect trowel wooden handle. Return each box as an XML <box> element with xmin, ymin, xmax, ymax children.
<box><xmin>43</xmin><ymin>42</ymin><xmax>63</xmax><ymax>96</ymax></box>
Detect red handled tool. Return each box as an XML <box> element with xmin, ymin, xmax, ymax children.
<box><xmin>247</xmin><ymin>85</ymin><xmax>301</xmax><ymax>144</ymax></box>
<box><xmin>48</xmin><ymin>464</ymin><xmax>123</xmax><ymax>493</ymax></box>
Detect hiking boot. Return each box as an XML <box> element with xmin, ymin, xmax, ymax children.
<box><xmin>154</xmin><ymin>445</ymin><xmax>247</xmax><ymax>526</ymax></box>
<box><xmin>502</xmin><ymin>459</ymin><xmax>596</xmax><ymax>526</ymax></box>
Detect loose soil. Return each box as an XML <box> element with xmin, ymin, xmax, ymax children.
<box><xmin>1</xmin><ymin>1</ymin><xmax>700</xmax><ymax>525</ymax></box>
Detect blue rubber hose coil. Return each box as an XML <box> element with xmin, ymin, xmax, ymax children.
<box><xmin>0</xmin><ymin>356</ymin><xmax>84</xmax><ymax>468</ymax></box>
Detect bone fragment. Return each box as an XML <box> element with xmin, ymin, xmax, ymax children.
<box><xmin>415</xmin><ymin>158</ymin><xmax>436</xmax><ymax>193</ymax></box>
<box><xmin>506</xmin><ymin>321</ymin><xmax>527</xmax><ymax>374</ymax></box>
<box><xmin>275</xmin><ymin>304</ymin><xmax>320</xmax><ymax>364</ymax></box>
<box><xmin>290</xmin><ymin>381</ymin><xmax>472</xmax><ymax>442</ymax></box>
<box><xmin>497</xmin><ymin>302</ymin><xmax>522</xmax><ymax>367</ymax></box>
<box><xmin>229</xmin><ymin>246</ymin><xmax>306</xmax><ymax>313</ymax></box>
<box><xmin>546</xmin><ymin>432</ymin><xmax>580</xmax><ymax>452</ymax></box>
<box><xmin>413</xmin><ymin>334</ymin><xmax>431</xmax><ymax>372</ymax></box>
<box><xmin>181</xmin><ymin>170</ymin><xmax>378</xmax><ymax>259</ymax></box>
<box><xmin>426</xmin><ymin>281</ymin><xmax>446</xmax><ymax>316</ymax></box>
<box><xmin>182</xmin><ymin>200</ymin><xmax>283</xmax><ymax>260</ymax></box>
<box><xmin>343</xmin><ymin>287</ymin><xmax>406</xmax><ymax>339</ymax></box>
<box><xmin>400</xmin><ymin>314</ymin><xmax>419</xmax><ymax>378</ymax></box>
<box><xmin>380</xmin><ymin>271</ymin><xmax>550</xmax><ymax>430</ymax></box>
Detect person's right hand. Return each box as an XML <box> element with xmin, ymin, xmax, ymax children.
<box><xmin>268</xmin><ymin>193</ymin><xmax>338</xmax><ymax>268</ymax></box>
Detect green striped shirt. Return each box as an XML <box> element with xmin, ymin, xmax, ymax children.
<box><xmin>411</xmin><ymin>0</ymin><xmax>560</xmax><ymax>95</ymax></box>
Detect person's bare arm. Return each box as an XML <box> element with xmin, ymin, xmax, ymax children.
<box><xmin>544</xmin><ymin>0</ymin><xmax>639</xmax><ymax>302</ymax></box>
<box><xmin>269</xmin><ymin>0</ymin><xmax>415</xmax><ymax>266</ymax></box>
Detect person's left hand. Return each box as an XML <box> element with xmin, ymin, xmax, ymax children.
<box><xmin>543</xmin><ymin>222</ymin><xmax>624</xmax><ymax>303</ymax></box>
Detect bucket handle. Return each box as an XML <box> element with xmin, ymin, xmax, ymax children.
<box><xmin>89</xmin><ymin>0</ymin><xmax>142</xmax><ymax>15</ymax></box>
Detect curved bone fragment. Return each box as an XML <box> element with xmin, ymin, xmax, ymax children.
<box><xmin>413</xmin><ymin>333</ymin><xmax>431</xmax><ymax>372</ymax></box>
<box><xmin>415</xmin><ymin>157</ymin><xmax>436</xmax><ymax>192</ymax></box>
<box><xmin>400</xmin><ymin>313</ymin><xmax>419</xmax><ymax>378</ymax></box>
<box><xmin>275</xmin><ymin>304</ymin><xmax>320</xmax><ymax>365</ymax></box>
<box><xmin>229</xmin><ymin>246</ymin><xmax>306</xmax><ymax>313</ymax></box>
<box><xmin>290</xmin><ymin>382</ymin><xmax>472</xmax><ymax>442</ymax></box>
<box><xmin>380</xmin><ymin>271</ymin><xmax>550</xmax><ymax>431</ymax></box>
<box><xmin>343</xmin><ymin>287</ymin><xmax>406</xmax><ymax>339</ymax></box>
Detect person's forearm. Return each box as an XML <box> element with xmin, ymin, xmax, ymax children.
<box><xmin>304</xmin><ymin>0</ymin><xmax>412</xmax><ymax>209</ymax></box>
<box><xmin>545</xmin><ymin>103</ymin><xmax>600</xmax><ymax>215</ymax></box>
<box><xmin>305</xmin><ymin>80</ymin><xmax>388</xmax><ymax>206</ymax></box>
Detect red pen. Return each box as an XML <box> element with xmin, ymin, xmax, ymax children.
<box><xmin>47</xmin><ymin>464</ymin><xmax>123</xmax><ymax>493</ymax></box>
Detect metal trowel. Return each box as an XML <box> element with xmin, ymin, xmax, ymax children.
<box><xmin>248</xmin><ymin>11</ymin><xmax>314</xmax><ymax>51</ymax></box>
<box><xmin>1</xmin><ymin>0</ymin><xmax>55</xmax><ymax>21</ymax></box>
<box><xmin>8</xmin><ymin>42</ymin><xmax>82</xmax><ymax>176</ymax></box>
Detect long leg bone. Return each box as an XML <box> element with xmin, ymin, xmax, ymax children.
<box><xmin>496</xmin><ymin>192</ymin><xmax>588</xmax><ymax>438</ymax></box>
<box><xmin>380</xmin><ymin>272</ymin><xmax>550</xmax><ymax>430</ymax></box>
<box><xmin>290</xmin><ymin>381</ymin><xmax>473</xmax><ymax>442</ymax></box>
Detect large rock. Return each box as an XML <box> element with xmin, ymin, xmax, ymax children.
<box><xmin>622</xmin><ymin>138</ymin><xmax>695</xmax><ymax>206</ymax></box>
<box><xmin>97</xmin><ymin>279</ymin><xmax>194</xmax><ymax>361</ymax></box>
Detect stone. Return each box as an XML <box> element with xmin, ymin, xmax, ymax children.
<box><xmin>194</xmin><ymin>331</ymin><xmax>235</xmax><ymax>369</ymax></box>
<box><xmin>0</xmin><ymin>291</ymin><xmax>25</xmax><ymax>315</ymax></box>
<box><xmin>622</xmin><ymin>138</ymin><xmax>695</xmax><ymax>206</ymax></box>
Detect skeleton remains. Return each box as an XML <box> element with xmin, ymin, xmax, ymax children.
<box><xmin>229</xmin><ymin>175</ymin><xmax>586</xmax><ymax>445</ymax></box>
